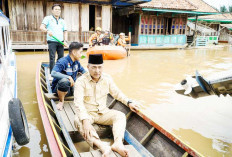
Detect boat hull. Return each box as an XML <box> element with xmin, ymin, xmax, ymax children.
<box><xmin>87</xmin><ymin>46</ymin><xmax>127</xmax><ymax>60</ymax></box>
<box><xmin>0</xmin><ymin>52</ymin><xmax>17</xmax><ymax>157</ymax></box>
<box><xmin>36</xmin><ymin>62</ymin><xmax>201</xmax><ymax>157</ymax></box>
<box><xmin>175</xmin><ymin>71</ymin><xmax>232</xmax><ymax>98</ymax></box>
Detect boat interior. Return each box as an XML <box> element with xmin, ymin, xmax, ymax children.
<box><xmin>39</xmin><ymin>63</ymin><xmax>191</xmax><ymax>157</ymax></box>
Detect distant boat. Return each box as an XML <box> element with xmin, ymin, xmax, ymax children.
<box><xmin>175</xmin><ymin>71</ymin><xmax>232</xmax><ymax>98</ymax></box>
<box><xmin>35</xmin><ymin>62</ymin><xmax>201</xmax><ymax>157</ymax></box>
<box><xmin>87</xmin><ymin>45</ymin><xmax>127</xmax><ymax>60</ymax></box>
<box><xmin>0</xmin><ymin>10</ymin><xmax>29</xmax><ymax>157</ymax></box>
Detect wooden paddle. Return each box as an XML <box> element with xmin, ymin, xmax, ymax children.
<box><xmin>51</xmin><ymin>36</ymin><xmax>86</xmax><ymax>59</ymax></box>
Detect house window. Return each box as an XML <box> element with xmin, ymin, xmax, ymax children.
<box><xmin>179</xmin><ymin>18</ymin><xmax>182</xmax><ymax>34</ymax></box>
<box><xmin>172</xmin><ymin>18</ymin><xmax>175</xmax><ymax>34</ymax></box>
<box><xmin>175</xmin><ymin>18</ymin><xmax>179</xmax><ymax>35</ymax></box>
<box><xmin>161</xmin><ymin>18</ymin><xmax>164</xmax><ymax>34</ymax></box>
<box><xmin>182</xmin><ymin>18</ymin><xmax>186</xmax><ymax>34</ymax></box>
<box><xmin>149</xmin><ymin>17</ymin><xmax>152</xmax><ymax>34</ymax></box>
<box><xmin>157</xmin><ymin>18</ymin><xmax>160</xmax><ymax>34</ymax></box>
<box><xmin>144</xmin><ymin>16</ymin><xmax>148</xmax><ymax>34</ymax></box>
<box><xmin>141</xmin><ymin>16</ymin><xmax>144</xmax><ymax>34</ymax></box>
<box><xmin>153</xmin><ymin>17</ymin><xmax>156</xmax><ymax>34</ymax></box>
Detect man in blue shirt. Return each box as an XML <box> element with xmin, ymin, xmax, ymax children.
<box><xmin>40</xmin><ymin>4</ymin><xmax>68</xmax><ymax>73</ymax></box>
<box><xmin>51</xmin><ymin>42</ymin><xmax>86</xmax><ymax>110</ymax></box>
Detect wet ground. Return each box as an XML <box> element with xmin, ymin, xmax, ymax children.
<box><xmin>13</xmin><ymin>46</ymin><xmax>232</xmax><ymax>157</ymax></box>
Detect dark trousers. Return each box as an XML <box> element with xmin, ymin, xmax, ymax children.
<box><xmin>53</xmin><ymin>78</ymin><xmax>74</xmax><ymax>96</ymax></box>
<box><xmin>48</xmin><ymin>41</ymin><xmax>64</xmax><ymax>73</ymax></box>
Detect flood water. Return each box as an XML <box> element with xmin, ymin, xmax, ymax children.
<box><xmin>13</xmin><ymin>46</ymin><xmax>232</xmax><ymax>157</ymax></box>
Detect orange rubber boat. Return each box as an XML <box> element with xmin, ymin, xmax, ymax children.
<box><xmin>87</xmin><ymin>45</ymin><xmax>127</xmax><ymax>60</ymax></box>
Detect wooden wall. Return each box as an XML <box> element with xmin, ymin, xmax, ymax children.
<box><xmin>7</xmin><ymin>0</ymin><xmax>112</xmax><ymax>45</ymax></box>
<box><xmin>102</xmin><ymin>5</ymin><xmax>111</xmax><ymax>31</ymax></box>
<box><xmin>81</xmin><ymin>4</ymin><xmax>89</xmax><ymax>32</ymax></box>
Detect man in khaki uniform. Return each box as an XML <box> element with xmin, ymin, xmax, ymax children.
<box><xmin>74</xmin><ymin>54</ymin><xmax>139</xmax><ymax>157</ymax></box>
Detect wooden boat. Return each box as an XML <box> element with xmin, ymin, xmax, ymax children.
<box><xmin>87</xmin><ymin>45</ymin><xmax>127</xmax><ymax>60</ymax></box>
<box><xmin>175</xmin><ymin>71</ymin><xmax>232</xmax><ymax>98</ymax></box>
<box><xmin>36</xmin><ymin>62</ymin><xmax>201</xmax><ymax>157</ymax></box>
<box><xmin>0</xmin><ymin>10</ymin><xmax>29</xmax><ymax>157</ymax></box>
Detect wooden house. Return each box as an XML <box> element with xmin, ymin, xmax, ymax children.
<box><xmin>187</xmin><ymin>0</ymin><xmax>232</xmax><ymax>45</ymax></box>
<box><xmin>112</xmin><ymin>0</ymin><xmax>219</xmax><ymax>49</ymax></box>
<box><xmin>0</xmin><ymin>0</ymin><xmax>150</xmax><ymax>49</ymax></box>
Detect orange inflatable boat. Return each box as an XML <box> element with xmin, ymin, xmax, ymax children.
<box><xmin>87</xmin><ymin>45</ymin><xmax>127</xmax><ymax>60</ymax></box>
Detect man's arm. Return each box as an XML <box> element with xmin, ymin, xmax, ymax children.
<box><xmin>63</xmin><ymin>31</ymin><xmax>68</xmax><ymax>47</ymax></box>
<box><xmin>51</xmin><ymin>60</ymin><xmax>68</xmax><ymax>78</ymax></box>
<box><xmin>109</xmin><ymin>76</ymin><xmax>140</xmax><ymax>112</ymax></box>
<box><xmin>40</xmin><ymin>24</ymin><xmax>47</xmax><ymax>33</ymax></box>
<box><xmin>40</xmin><ymin>17</ymin><xmax>53</xmax><ymax>37</ymax></box>
<box><xmin>74</xmin><ymin>80</ymin><xmax>96</xmax><ymax>139</ymax></box>
<box><xmin>89</xmin><ymin>34</ymin><xmax>94</xmax><ymax>46</ymax></box>
<box><xmin>108</xmin><ymin>76</ymin><xmax>129</xmax><ymax>106</ymax></box>
<box><xmin>63</xmin><ymin>31</ymin><xmax>68</xmax><ymax>41</ymax></box>
<box><xmin>74</xmin><ymin>80</ymin><xmax>90</xmax><ymax>121</ymax></box>
<box><xmin>118</xmin><ymin>39</ymin><xmax>126</xmax><ymax>47</ymax></box>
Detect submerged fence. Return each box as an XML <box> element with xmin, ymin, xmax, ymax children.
<box><xmin>10</xmin><ymin>31</ymin><xmax>95</xmax><ymax>45</ymax></box>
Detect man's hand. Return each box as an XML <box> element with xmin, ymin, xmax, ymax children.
<box><xmin>63</xmin><ymin>41</ymin><xmax>69</xmax><ymax>48</ymax></box>
<box><xmin>69</xmin><ymin>76</ymin><xmax>74</xmax><ymax>87</ymax></box>
<box><xmin>128</xmin><ymin>102</ymin><xmax>140</xmax><ymax>112</ymax></box>
<box><xmin>47</xmin><ymin>31</ymin><xmax>53</xmax><ymax>37</ymax></box>
<box><xmin>82</xmin><ymin>119</ymin><xmax>96</xmax><ymax>140</ymax></box>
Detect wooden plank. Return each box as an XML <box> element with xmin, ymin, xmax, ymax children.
<box><xmin>15</xmin><ymin>0</ymin><xmax>25</xmax><ymax>30</ymax></box>
<box><xmin>139</xmin><ymin>127</ymin><xmax>155</xmax><ymax>145</ymax></box>
<box><xmin>64</xmin><ymin>102</ymin><xmax>77</xmax><ymax>131</ymax></box>
<box><xmin>71</xmin><ymin>3</ymin><xmax>79</xmax><ymax>31</ymax></box>
<box><xmin>91</xmin><ymin>149</ymin><xmax>116</xmax><ymax>157</ymax></box>
<box><xmin>26</xmin><ymin>1</ymin><xmax>34</xmax><ymax>31</ymax></box>
<box><xmin>46</xmin><ymin>2</ymin><xmax>53</xmax><ymax>16</ymax></box>
<box><xmin>126</xmin><ymin>114</ymin><xmax>152</xmax><ymax>142</ymax></box>
<box><xmin>80</xmin><ymin>152</ymin><xmax>93</xmax><ymax>157</ymax></box>
<box><xmin>102</xmin><ymin>5</ymin><xmax>111</xmax><ymax>31</ymax></box>
<box><xmin>124</xmin><ymin>131</ymin><xmax>153</xmax><ymax>157</ymax></box>
<box><xmin>63</xmin><ymin>3</ymin><xmax>71</xmax><ymax>31</ymax></box>
<box><xmin>125</xmin><ymin>145</ymin><xmax>142</xmax><ymax>157</ymax></box>
<box><xmin>44</xmin><ymin>93</ymin><xmax>74</xmax><ymax>101</ymax></box>
<box><xmin>91</xmin><ymin>150</ymin><xmax>102</xmax><ymax>157</ymax></box>
<box><xmin>59</xmin><ymin>102</ymin><xmax>75</xmax><ymax>132</ymax></box>
<box><xmin>81</xmin><ymin>4</ymin><xmax>89</xmax><ymax>31</ymax></box>
<box><xmin>89</xmin><ymin>145</ymin><xmax>141</xmax><ymax>157</ymax></box>
<box><xmin>95</xmin><ymin>6</ymin><xmax>102</xmax><ymax>28</ymax></box>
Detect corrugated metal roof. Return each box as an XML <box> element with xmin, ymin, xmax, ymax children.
<box><xmin>142</xmin><ymin>8</ymin><xmax>221</xmax><ymax>16</ymax></box>
<box><xmin>189</xmin><ymin>13</ymin><xmax>232</xmax><ymax>24</ymax></box>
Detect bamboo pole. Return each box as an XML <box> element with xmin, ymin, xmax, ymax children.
<box><xmin>128</xmin><ymin>32</ymin><xmax>131</xmax><ymax>56</ymax></box>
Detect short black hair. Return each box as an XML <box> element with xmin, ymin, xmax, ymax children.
<box><xmin>52</xmin><ymin>4</ymin><xmax>61</xmax><ymax>10</ymax></box>
<box><xmin>69</xmin><ymin>42</ymin><xmax>83</xmax><ymax>54</ymax></box>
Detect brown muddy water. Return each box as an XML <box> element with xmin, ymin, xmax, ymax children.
<box><xmin>13</xmin><ymin>46</ymin><xmax>232</xmax><ymax>157</ymax></box>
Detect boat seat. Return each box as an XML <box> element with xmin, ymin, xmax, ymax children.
<box><xmin>44</xmin><ymin>93</ymin><xmax>112</xmax><ymax>142</ymax></box>
<box><xmin>58</xmin><ymin>101</ymin><xmax>112</xmax><ymax>143</ymax></box>
<box><xmin>44</xmin><ymin>93</ymin><xmax>74</xmax><ymax>101</ymax></box>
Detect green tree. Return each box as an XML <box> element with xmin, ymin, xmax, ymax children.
<box><xmin>229</xmin><ymin>6</ymin><xmax>232</xmax><ymax>13</ymax></box>
<box><xmin>220</xmin><ymin>5</ymin><xmax>228</xmax><ymax>12</ymax></box>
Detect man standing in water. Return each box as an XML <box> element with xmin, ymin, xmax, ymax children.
<box><xmin>51</xmin><ymin>42</ymin><xmax>86</xmax><ymax>110</ymax></box>
<box><xmin>40</xmin><ymin>4</ymin><xmax>68</xmax><ymax>73</ymax></box>
<box><xmin>74</xmin><ymin>54</ymin><xmax>140</xmax><ymax>157</ymax></box>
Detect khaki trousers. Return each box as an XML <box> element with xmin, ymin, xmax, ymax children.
<box><xmin>74</xmin><ymin>109</ymin><xmax>126</xmax><ymax>147</ymax></box>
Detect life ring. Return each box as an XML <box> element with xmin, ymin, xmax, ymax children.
<box><xmin>8</xmin><ymin>98</ymin><xmax>30</xmax><ymax>145</ymax></box>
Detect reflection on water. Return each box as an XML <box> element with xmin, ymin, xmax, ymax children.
<box><xmin>14</xmin><ymin>46</ymin><xmax>232</xmax><ymax>156</ymax></box>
